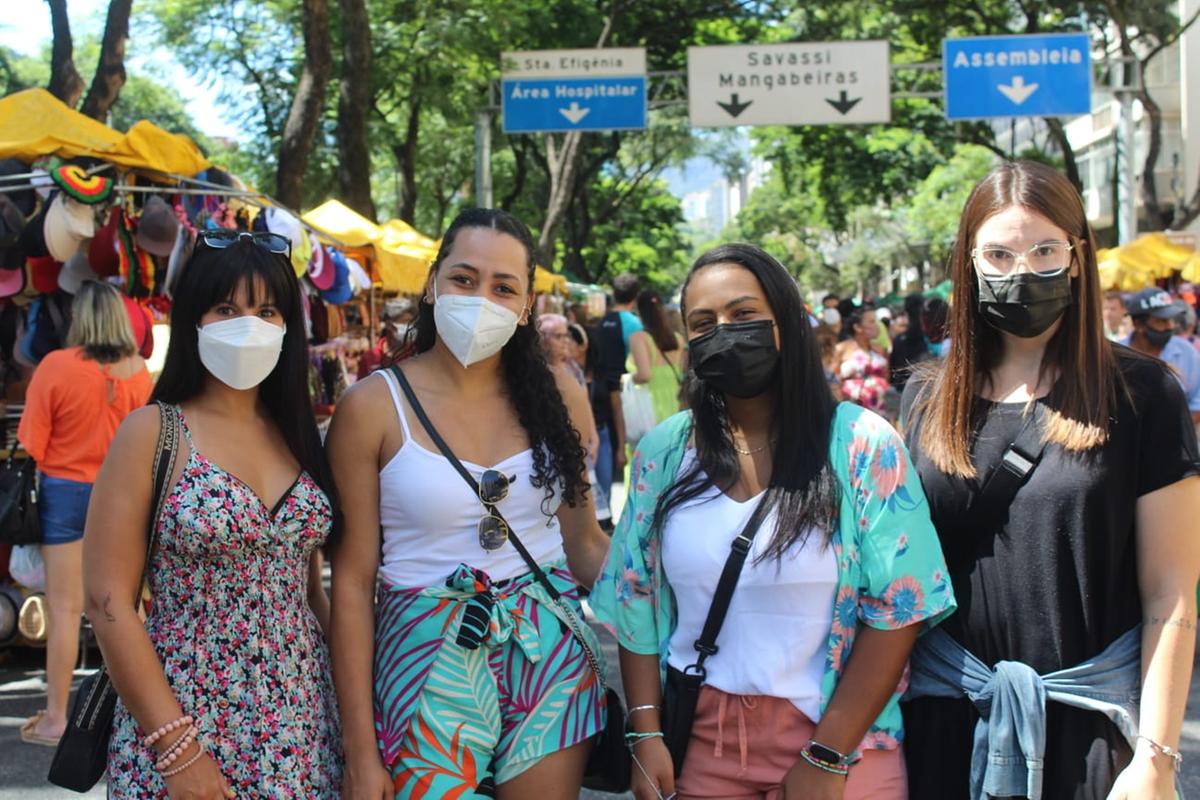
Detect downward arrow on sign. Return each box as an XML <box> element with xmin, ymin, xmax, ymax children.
<box><xmin>559</xmin><ymin>102</ymin><xmax>591</xmax><ymax>124</ymax></box>
<box><xmin>997</xmin><ymin>76</ymin><xmax>1039</xmax><ymax>105</ymax></box>
<box><xmin>825</xmin><ymin>90</ymin><xmax>862</xmax><ymax>115</ymax></box>
<box><xmin>717</xmin><ymin>94</ymin><xmax>753</xmax><ymax>118</ymax></box>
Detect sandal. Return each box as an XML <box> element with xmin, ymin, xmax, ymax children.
<box><xmin>20</xmin><ymin>710</ymin><xmax>61</xmax><ymax>747</ymax></box>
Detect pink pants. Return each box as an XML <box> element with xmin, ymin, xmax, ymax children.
<box><xmin>675</xmin><ymin>686</ymin><xmax>907</xmax><ymax>800</ymax></box>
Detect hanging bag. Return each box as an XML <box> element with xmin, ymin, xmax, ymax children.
<box><xmin>389</xmin><ymin>366</ymin><xmax>632</xmax><ymax>793</ymax></box>
<box><xmin>48</xmin><ymin>402</ymin><xmax>180</xmax><ymax>792</ymax></box>
<box><xmin>620</xmin><ymin>373</ymin><xmax>657</xmax><ymax>446</ymax></box>
<box><xmin>0</xmin><ymin>444</ymin><xmax>40</xmax><ymax>545</ymax></box>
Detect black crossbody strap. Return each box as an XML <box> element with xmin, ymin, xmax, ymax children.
<box><xmin>690</xmin><ymin>497</ymin><xmax>770</xmax><ymax>670</ymax></box>
<box><xmin>388</xmin><ymin>366</ymin><xmax>561</xmax><ymax>601</ymax></box>
<box><xmin>651</xmin><ymin>335</ymin><xmax>682</xmax><ymax>385</ymax></box>
<box><xmin>971</xmin><ymin>403</ymin><xmax>1047</xmax><ymax>522</ymax></box>
<box><xmin>136</xmin><ymin>402</ymin><xmax>179</xmax><ymax>606</ymax></box>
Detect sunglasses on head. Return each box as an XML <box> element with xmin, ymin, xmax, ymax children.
<box><xmin>477</xmin><ymin>470</ymin><xmax>513</xmax><ymax>551</ymax></box>
<box><xmin>197</xmin><ymin>230</ymin><xmax>292</xmax><ymax>258</ymax></box>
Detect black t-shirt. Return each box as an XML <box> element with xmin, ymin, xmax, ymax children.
<box><xmin>888</xmin><ymin>330</ymin><xmax>930</xmax><ymax>392</ymax></box>
<box><xmin>900</xmin><ymin>346</ymin><xmax>1200</xmax><ymax>799</ymax></box>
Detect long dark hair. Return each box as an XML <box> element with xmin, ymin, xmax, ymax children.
<box><xmin>912</xmin><ymin>160</ymin><xmax>1120</xmax><ymax>478</ymax></box>
<box><xmin>151</xmin><ymin>240</ymin><xmax>332</xmax><ymax>499</ymax></box>
<box><xmin>411</xmin><ymin>208</ymin><xmax>589</xmax><ymax>507</ymax></box>
<box><xmin>653</xmin><ymin>243</ymin><xmax>840</xmax><ymax>559</ymax></box>
<box><xmin>637</xmin><ymin>289</ymin><xmax>679</xmax><ymax>354</ymax></box>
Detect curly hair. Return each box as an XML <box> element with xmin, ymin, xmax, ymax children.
<box><xmin>410</xmin><ymin>208</ymin><xmax>589</xmax><ymax>508</ymax></box>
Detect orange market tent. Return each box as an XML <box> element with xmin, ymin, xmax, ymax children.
<box><xmin>0</xmin><ymin>88</ymin><xmax>209</xmax><ymax>177</ymax></box>
<box><xmin>1097</xmin><ymin>232</ymin><xmax>1200</xmax><ymax>290</ymax></box>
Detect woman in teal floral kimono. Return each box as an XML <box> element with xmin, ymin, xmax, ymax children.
<box><xmin>591</xmin><ymin>244</ymin><xmax>956</xmax><ymax>800</ymax></box>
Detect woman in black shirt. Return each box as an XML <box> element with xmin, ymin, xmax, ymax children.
<box><xmin>901</xmin><ymin>160</ymin><xmax>1200</xmax><ymax>800</ymax></box>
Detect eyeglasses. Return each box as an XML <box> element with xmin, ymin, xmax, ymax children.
<box><xmin>477</xmin><ymin>469</ymin><xmax>513</xmax><ymax>551</ymax></box>
<box><xmin>972</xmin><ymin>241</ymin><xmax>1073</xmax><ymax>278</ymax></box>
<box><xmin>197</xmin><ymin>230</ymin><xmax>292</xmax><ymax>258</ymax></box>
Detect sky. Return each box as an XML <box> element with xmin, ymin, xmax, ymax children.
<box><xmin>0</xmin><ymin>0</ymin><xmax>239</xmax><ymax>139</ymax></box>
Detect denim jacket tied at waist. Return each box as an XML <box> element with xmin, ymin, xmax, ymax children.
<box><xmin>903</xmin><ymin>625</ymin><xmax>1160</xmax><ymax>800</ymax></box>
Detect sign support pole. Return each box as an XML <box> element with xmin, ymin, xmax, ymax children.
<box><xmin>1112</xmin><ymin>56</ymin><xmax>1140</xmax><ymax>245</ymax></box>
<box><xmin>475</xmin><ymin>109</ymin><xmax>493</xmax><ymax>208</ymax></box>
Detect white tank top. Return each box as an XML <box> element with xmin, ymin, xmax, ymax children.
<box><xmin>663</xmin><ymin>452</ymin><xmax>837</xmax><ymax>721</ymax></box>
<box><xmin>376</xmin><ymin>369</ymin><xmax>565</xmax><ymax>587</ymax></box>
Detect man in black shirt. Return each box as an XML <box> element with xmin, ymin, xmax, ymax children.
<box><xmin>889</xmin><ymin>293</ymin><xmax>931</xmax><ymax>392</ymax></box>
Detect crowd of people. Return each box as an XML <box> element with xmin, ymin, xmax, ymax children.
<box><xmin>6</xmin><ymin>159</ymin><xmax>1200</xmax><ymax>800</ymax></box>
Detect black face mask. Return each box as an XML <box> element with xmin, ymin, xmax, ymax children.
<box><xmin>689</xmin><ymin>320</ymin><xmax>780</xmax><ymax>399</ymax></box>
<box><xmin>1142</xmin><ymin>327</ymin><xmax>1173</xmax><ymax>349</ymax></box>
<box><xmin>977</xmin><ymin>272</ymin><xmax>1072</xmax><ymax>338</ymax></box>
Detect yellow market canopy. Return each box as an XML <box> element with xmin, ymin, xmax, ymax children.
<box><xmin>0</xmin><ymin>89</ymin><xmax>209</xmax><ymax>177</ymax></box>
<box><xmin>1097</xmin><ymin>232</ymin><xmax>1200</xmax><ymax>290</ymax></box>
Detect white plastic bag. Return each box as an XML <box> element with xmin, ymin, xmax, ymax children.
<box><xmin>620</xmin><ymin>373</ymin><xmax>657</xmax><ymax>446</ymax></box>
<box><xmin>9</xmin><ymin>544</ymin><xmax>45</xmax><ymax>591</ymax></box>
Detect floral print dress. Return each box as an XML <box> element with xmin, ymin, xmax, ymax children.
<box><xmin>591</xmin><ymin>403</ymin><xmax>956</xmax><ymax>755</ymax></box>
<box><xmin>840</xmin><ymin>347</ymin><xmax>891</xmax><ymax>412</ymax></box>
<box><xmin>107</xmin><ymin>407</ymin><xmax>341</xmax><ymax>798</ymax></box>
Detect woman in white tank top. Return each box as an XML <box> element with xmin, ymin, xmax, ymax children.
<box><xmin>327</xmin><ymin>209</ymin><xmax>613</xmax><ymax>800</ymax></box>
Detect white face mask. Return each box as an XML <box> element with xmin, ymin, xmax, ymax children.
<box><xmin>197</xmin><ymin>316</ymin><xmax>286</xmax><ymax>390</ymax></box>
<box><xmin>432</xmin><ymin>284</ymin><xmax>521</xmax><ymax>367</ymax></box>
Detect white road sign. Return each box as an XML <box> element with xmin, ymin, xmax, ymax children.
<box><xmin>687</xmin><ymin>41</ymin><xmax>891</xmax><ymax>127</ymax></box>
<box><xmin>501</xmin><ymin>48</ymin><xmax>646</xmax><ymax>78</ymax></box>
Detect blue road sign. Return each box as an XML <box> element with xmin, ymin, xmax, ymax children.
<box><xmin>944</xmin><ymin>33</ymin><xmax>1092</xmax><ymax>120</ymax></box>
<box><xmin>501</xmin><ymin>76</ymin><xmax>647</xmax><ymax>133</ymax></box>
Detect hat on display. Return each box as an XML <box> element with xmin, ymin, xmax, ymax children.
<box><xmin>345</xmin><ymin>254</ymin><xmax>372</xmax><ymax>294</ymax></box>
<box><xmin>0</xmin><ymin>158</ymin><xmax>36</xmax><ymax>216</ymax></box>
<box><xmin>43</xmin><ymin>193</ymin><xmax>95</xmax><ymax>263</ymax></box>
<box><xmin>307</xmin><ymin>243</ymin><xmax>335</xmax><ymax>291</ymax></box>
<box><xmin>58</xmin><ymin>249</ymin><xmax>98</xmax><ymax>295</ymax></box>
<box><xmin>291</xmin><ymin>227</ymin><xmax>313</xmax><ymax>278</ymax></box>
<box><xmin>319</xmin><ymin>248</ymin><xmax>353</xmax><ymax>305</ymax></box>
<box><xmin>28</xmin><ymin>255</ymin><xmax>63</xmax><ymax>295</ymax></box>
<box><xmin>0</xmin><ymin>264</ymin><xmax>25</xmax><ymax>298</ymax></box>
<box><xmin>18</xmin><ymin>593</ymin><xmax>47</xmax><ymax>643</ymax></box>
<box><xmin>122</xmin><ymin>295</ymin><xmax>153</xmax><ymax>359</ymax></box>
<box><xmin>117</xmin><ymin>211</ymin><xmax>155</xmax><ymax>298</ymax></box>
<box><xmin>89</xmin><ymin>208</ymin><xmax>122</xmax><ymax>277</ymax></box>
<box><xmin>136</xmin><ymin>196</ymin><xmax>181</xmax><ymax>257</ymax></box>
<box><xmin>49</xmin><ymin>164</ymin><xmax>113</xmax><ymax>205</ymax></box>
<box><xmin>163</xmin><ymin>224</ymin><xmax>191</xmax><ymax>298</ymax></box>
<box><xmin>1125</xmin><ymin>287</ymin><xmax>1187</xmax><ymax>319</ymax></box>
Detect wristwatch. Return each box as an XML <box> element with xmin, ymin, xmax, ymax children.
<box><xmin>806</xmin><ymin>739</ymin><xmax>854</xmax><ymax>769</ymax></box>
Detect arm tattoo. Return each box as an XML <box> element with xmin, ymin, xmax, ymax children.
<box><xmin>101</xmin><ymin>592</ymin><xmax>116</xmax><ymax>623</ymax></box>
<box><xmin>1145</xmin><ymin>616</ymin><xmax>1197</xmax><ymax>631</ymax></box>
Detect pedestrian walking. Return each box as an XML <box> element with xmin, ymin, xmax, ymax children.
<box><xmin>327</xmin><ymin>208</ymin><xmax>613</xmax><ymax>800</ymax></box>
<box><xmin>900</xmin><ymin>160</ymin><xmax>1200</xmax><ymax>800</ymax></box>
<box><xmin>357</xmin><ymin>297</ymin><xmax>416</xmax><ymax>379</ymax></box>
<box><xmin>1120</xmin><ymin>287</ymin><xmax>1200</xmax><ymax>426</ymax></box>
<box><xmin>592</xmin><ymin>243</ymin><xmax>955</xmax><ymax>800</ymax></box>
<box><xmin>635</xmin><ymin>288</ymin><xmax>687</xmax><ymax>423</ymax></box>
<box><xmin>17</xmin><ymin>281</ymin><xmax>152</xmax><ymax>747</ymax></box>
<box><xmin>836</xmin><ymin>306</ymin><xmax>892</xmax><ymax>414</ymax></box>
<box><xmin>83</xmin><ymin>232</ymin><xmax>341</xmax><ymax>797</ymax></box>
<box><xmin>888</xmin><ymin>293</ymin><xmax>930</xmax><ymax>394</ymax></box>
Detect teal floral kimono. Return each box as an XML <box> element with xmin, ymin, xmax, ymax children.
<box><xmin>591</xmin><ymin>402</ymin><xmax>956</xmax><ymax>754</ymax></box>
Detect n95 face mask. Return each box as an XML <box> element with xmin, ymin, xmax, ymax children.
<box><xmin>432</xmin><ymin>285</ymin><xmax>520</xmax><ymax>367</ymax></box>
<box><xmin>197</xmin><ymin>316</ymin><xmax>286</xmax><ymax>390</ymax></box>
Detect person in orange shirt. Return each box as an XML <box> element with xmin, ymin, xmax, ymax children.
<box><xmin>18</xmin><ymin>280</ymin><xmax>151</xmax><ymax>746</ymax></box>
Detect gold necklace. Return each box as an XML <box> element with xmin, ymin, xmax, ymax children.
<box><xmin>732</xmin><ymin>437</ymin><xmax>776</xmax><ymax>456</ymax></box>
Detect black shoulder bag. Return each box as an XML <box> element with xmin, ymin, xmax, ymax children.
<box><xmin>662</xmin><ymin>498</ymin><xmax>769</xmax><ymax>776</ymax></box>
<box><xmin>388</xmin><ymin>366</ymin><xmax>631</xmax><ymax>793</ymax></box>
<box><xmin>970</xmin><ymin>403</ymin><xmax>1047</xmax><ymax>526</ymax></box>
<box><xmin>48</xmin><ymin>401</ymin><xmax>181</xmax><ymax>792</ymax></box>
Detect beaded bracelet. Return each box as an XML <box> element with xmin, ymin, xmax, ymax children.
<box><xmin>143</xmin><ymin>715</ymin><xmax>194</xmax><ymax>748</ymax></box>
<box><xmin>155</xmin><ymin>726</ymin><xmax>199</xmax><ymax>771</ymax></box>
<box><xmin>160</xmin><ymin>743</ymin><xmax>206</xmax><ymax>778</ymax></box>
<box><xmin>800</xmin><ymin>747</ymin><xmax>850</xmax><ymax>777</ymax></box>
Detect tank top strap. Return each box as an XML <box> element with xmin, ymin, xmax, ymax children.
<box><xmin>378</xmin><ymin>368</ymin><xmax>414</xmax><ymax>441</ymax></box>
<box><xmin>170</xmin><ymin>403</ymin><xmax>195</xmax><ymax>446</ymax></box>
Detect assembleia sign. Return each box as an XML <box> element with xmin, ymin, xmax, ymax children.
<box><xmin>943</xmin><ymin>33</ymin><xmax>1092</xmax><ymax>120</ymax></box>
<box><xmin>951</xmin><ymin>44</ymin><xmax>1086</xmax><ymax>69</ymax></box>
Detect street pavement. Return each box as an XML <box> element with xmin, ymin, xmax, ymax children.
<box><xmin>4</xmin><ymin>631</ymin><xmax>1200</xmax><ymax>798</ymax></box>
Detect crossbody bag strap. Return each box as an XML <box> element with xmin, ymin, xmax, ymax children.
<box><xmin>689</xmin><ymin>497</ymin><xmax>770</xmax><ymax>673</ymax></box>
<box><xmin>136</xmin><ymin>402</ymin><xmax>180</xmax><ymax>607</ymax></box>
<box><xmin>970</xmin><ymin>402</ymin><xmax>1047</xmax><ymax>523</ymax></box>
<box><xmin>387</xmin><ymin>365</ymin><xmax>608</xmax><ymax>684</ymax></box>
<box><xmin>651</xmin><ymin>335</ymin><xmax>682</xmax><ymax>385</ymax></box>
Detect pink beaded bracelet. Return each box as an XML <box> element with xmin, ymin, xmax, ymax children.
<box><xmin>155</xmin><ymin>726</ymin><xmax>199</xmax><ymax>771</ymax></box>
<box><xmin>160</xmin><ymin>743</ymin><xmax>205</xmax><ymax>778</ymax></box>
<box><xmin>143</xmin><ymin>715</ymin><xmax>194</xmax><ymax>748</ymax></box>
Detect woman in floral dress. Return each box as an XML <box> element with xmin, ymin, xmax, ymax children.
<box><xmin>84</xmin><ymin>232</ymin><xmax>340</xmax><ymax>798</ymax></box>
<box><xmin>837</xmin><ymin>307</ymin><xmax>892</xmax><ymax>413</ymax></box>
<box><xmin>591</xmin><ymin>244</ymin><xmax>955</xmax><ymax>800</ymax></box>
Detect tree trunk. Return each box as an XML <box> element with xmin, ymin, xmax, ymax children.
<box><xmin>1044</xmin><ymin>117</ymin><xmax>1082</xmax><ymax>193</ymax></box>
<box><xmin>276</xmin><ymin>0</ymin><xmax>332</xmax><ymax>210</ymax></box>
<box><xmin>45</xmin><ymin>0</ymin><xmax>84</xmax><ymax>107</ymax></box>
<box><xmin>335</xmin><ymin>0</ymin><xmax>375</xmax><ymax>221</ymax></box>
<box><xmin>394</xmin><ymin>97</ymin><xmax>421</xmax><ymax>224</ymax></box>
<box><xmin>79</xmin><ymin>0</ymin><xmax>131</xmax><ymax>121</ymax></box>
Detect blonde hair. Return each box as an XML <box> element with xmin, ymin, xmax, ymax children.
<box><xmin>66</xmin><ymin>281</ymin><xmax>138</xmax><ymax>364</ymax></box>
